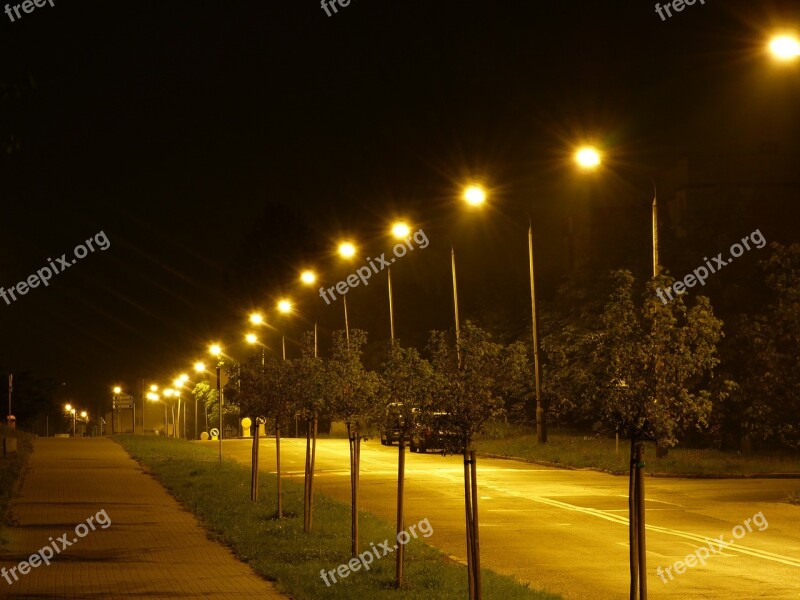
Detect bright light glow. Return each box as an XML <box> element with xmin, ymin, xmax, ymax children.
<box><xmin>463</xmin><ymin>185</ymin><xmax>486</xmax><ymax>206</ymax></box>
<box><xmin>209</xmin><ymin>344</ymin><xmax>222</xmax><ymax>357</ymax></box>
<box><xmin>338</xmin><ymin>242</ymin><xmax>356</xmax><ymax>259</ymax></box>
<box><xmin>391</xmin><ymin>222</ymin><xmax>411</xmax><ymax>239</ymax></box>
<box><xmin>194</xmin><ymin>361</ymin><xmax>205</xmax><ymax>373</ymax></box>
<box><xmin>64</xmin><ymin>404</ymin><xmax>72</xmax><ymax>412</ymax></box>
<box><xmin>249</xmin><ymin>312</ymin><xmax>264</xmax><ymax>325</ymax></box>
<box><xmin>178</xmin><ymin>374</ymin><xmax>189</xmax><ymax>384</ymax></box>
<box><xmin>164</xmin><ymin>389</ymin><xmax>174</xmax><ymax>397</ymax></box>
<box><xmin>245</xmin><ymin>333</ymin><xmax>258</xmax><ymax>344</ymax></box>
<box><xmin>150</xmin><ymin>384</ymin><xmax>158</xmax><ymax>392</ymax></box>
<box><xmin>113</xmin><ymin>386</ymin><xmax>122</xmax><ymax>394</ymax></box>
<box><xmin>80</xmin><ymin>411</ymin><xmax>87</xmax><ymax>418</ymax></box>
<box><xmin>146</xmin><ymin>392</ymin><xmax>160</xmax><ymax>402</ymax></box>
<box><xmin>173</xmin><ymin>378</ymin><xmax>183</xmax><ymax>388</ymax></box>
<box><xmin>278</xmin><ymin>299</ymin><xmax>292</xmax><ymax>314</ymax></box>
<box><xmin>70</xmin><ymin>408</ymin><xmax>76</xmax><ymax>415</ymax></box>
<box><xmin>300</xmin><ymin>270</ymin><xmax>316</xmax><ymax>285</ymax></box>
<box><xmin>575</xmin><ymin>146</ymin><xmax>602</xmax><ymax>169</ymax></box>
<box><xmin>769</xmin><ymin>34</ymin><xmax>800</xmax><ymax>60</ymax></box>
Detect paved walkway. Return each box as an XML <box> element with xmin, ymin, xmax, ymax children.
<box><xmin>0</xmin><ymin>438</ymin><xmax>290</xmax><ymax>599</ymax></box>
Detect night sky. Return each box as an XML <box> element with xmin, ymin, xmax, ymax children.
<box><xmin>2</xmin><ymin>0</ymin><xmax>798</xmax><ymax>412</ymax></box>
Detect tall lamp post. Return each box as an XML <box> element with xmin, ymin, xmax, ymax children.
<box><xmin>337</xmin><ymin>241</ymin><xmax>357</xmax><ymax>341</ymax></box>
<box><xmin>193</xmin><ymin>362</ymin><xmax>205</xmax><ymax>439</ymax></box>
<box><xmin>387</xmin><ymin>221</ymin><xmax>411</xmax><ymax>343</ymax></box>
<box><xmin>210</xmin><ymin>344</ymin><xmax>223</xmax><ymax>462</ymax></box>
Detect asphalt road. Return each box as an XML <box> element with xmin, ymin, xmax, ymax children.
<box><xmin>202</xmin><ymin>438</ymin><xmax>800</xmax><ymax>600</ymax></box>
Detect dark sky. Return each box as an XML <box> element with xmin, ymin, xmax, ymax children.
<box><xmin>1</xmin><ymin>0</ymin><xmax>799</xmax><ymax>410</ymax></box>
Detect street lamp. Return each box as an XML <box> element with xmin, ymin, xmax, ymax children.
<box><xmin>387</xmin><ymin>221</ymin><xmax>412</xmax><ymax>341</ymax></box>
<box><xmin>245</xmin><ymin>331</ymin><xmax>265</xmax><ymax>366</ymax></box>
<box><xmin>769</xmin><ymin>33</ymin><xmax>800</xmax><ymax>61</ymax></box>
<box><xmin>463</xmin><ymin>185</ymin><xmax>486</xmax><ymax>207</ymax></box>
<box><xmin>338</xmin><ymin>241</ymin><xmax>357</xmax><ymax>340</ymax></box>
<box><xmin>575</xmin><ymin>146</ymin><xmax>602</xmax><ymax>169</ymax></box>
<box><xmin>193</xmin><ymin>361</ymin><xmax>206</xmax><ymax>438</ymax></box>
<box><xmin>210</xmin><ymin>343</ymin><xmax>223</xmax><ymax>462</ymax></box>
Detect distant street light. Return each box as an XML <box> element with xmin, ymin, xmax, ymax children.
<box><xmin>300</xmin><ymin>270</ymin><xmax>316</xmax><ymax>285</ymax></box>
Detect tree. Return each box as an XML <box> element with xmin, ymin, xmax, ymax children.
<box><xmin>289</xmin><ymin>332</ymin><xmax>328</xmax><ymax>532</ymax></box>
<box><xmin>427</xmin><ymin>322</ymin><xmax>507</xmax><ymax>600</ymax></box>
<box><xmin>733</xmin><ymin>243</ymin><xmax>800</xmax><ymax>449</ymax></box>
<box><xmin>378</xmin><ymin>342</ymin><xmax>437</xmax><ymax>587</ymax></box>
<box><xmin>328</xmin><ymin>330</ymin><xmax>379</xmax><ymax>557</ymax></box>
<box><xmin>595</xmin><ymin>270</ymin><xmax>722</xmax><ymax>599</ymax></box>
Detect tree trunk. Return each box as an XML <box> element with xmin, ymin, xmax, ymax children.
<box><xmin>463</xmin><ymin>446</ymin><xmax>475</xmax><ymax>599</ymax></box>
<box><xmin>276</xmin><ymin>422</ymin><xmax>282</xmax><ymax>519</ymax></box>
<box><xmin>395</xmin><ymin>433</ymin><xmax>406</xmax><ymax>588</ymax></box>
<box><xmin>635</xmin><ymin>442</ymin><xmax>648</xmax><ymax>600</ymax></box>
<box><xmin>309</xmin><ymin>414</ymin><xmax>318</xmax><ymax>530</ymax></box>
<box><xmin>304</xmin><ymin>417</ymin><xmax>311</xmax><ymax>531</ymax></box>
<box><xmin>629</xmin><ymin>437</ymin><xmax>638</xmax><ymax>600</ymax></box>
<box><xmin>470</xmin><ymin>449</ymin><xmax>482</xmax><ymax>599</ymax></box>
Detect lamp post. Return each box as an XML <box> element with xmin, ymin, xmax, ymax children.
<box><xmin>388</xmin><ymin>222</ymin><xmax>411</xmax><ymax>342</ymax></box>
<box><xmin>337</xmin><ymin>241</ymin><xmax>357</xmax><ymax>341</ymax></box>
<box><xmin>210</xmin><ymin>344</ymin><xmax>223</xmax><ymax>462</ymax></box>
<box><xmin>193</xmin><ymin>362</ymin><xmax>205</xmax><ymax>439</ymax></box>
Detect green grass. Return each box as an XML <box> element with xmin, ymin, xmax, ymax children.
<box><xmin>475</xmin><ymin>426</ymin><xmax>800</xmax><ymax>477</ymax></box>
<box><xmin>0</xmin><ymin>426</ymin><xmax>34</xmax><ymax>544</ymax></box>
<box><xmin>116</xmin><ymin>435</ymin><xmax>561</xmax><ymax>600</ymax></box>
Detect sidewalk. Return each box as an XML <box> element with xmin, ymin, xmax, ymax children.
<box><xmin>0</xmin><ymin>437</ymin><xmax>290</xmax><ymax>599</ymax></box>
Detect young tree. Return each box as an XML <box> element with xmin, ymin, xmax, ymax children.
<box><xmin>328</xmin><ymin>329</ymin><xmax>379</xmax><ymax>557</ymax></box>
<box><xmin>290</xmin><ymin>332</ymin><xmax>328</xmax><ymax>532</ymax></box>
<box><xmin>260</xmin><ymin>356</ymin><xmax>294</xmax><ymax>519</ymax></box>
<box><xmin>596</xmin><ymin>270</ymin><xmax>722</xmax><ymax>599</ymax></box>
<box><xmin>378</xmin><ymin>342</ymin><xmax>437</xmax><ymax>587</ymax></box>
<box><xmin>427</xmin><ymin>322</ymin><xmax>507</xmax><ymax>600</ymax></box>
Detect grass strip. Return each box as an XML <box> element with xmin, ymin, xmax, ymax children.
<box><xmin>117</xmin><ymin>435</ymin><xmax>562</xmax><ymax>600</ymax></box>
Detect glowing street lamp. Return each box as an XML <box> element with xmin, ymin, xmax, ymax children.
<box><xmin>194</xmin><ymin>361</ymin><xmax>205</xmax><ymax>373</ymax></box>
<box><xmin>337</xmin><ymin>242</ymin><xmax>358</xmax><ymax>340</ymax></box>
<box><xmin>769</xmin><ymin>34</ymin><xmax>800</xmax><ymax>61</ymax></box>
<box><xmin>249</xmin><ymin>312</ymin><xmax>264</xmax><ymax>326</ymax></box>
<box><xmin>300</xmin><ymin>270</ymin><xmax>316</xmax><ymax>285</ymax></box>
<box><xmin>463</xmin><ymin>185</ymin><xmax>486</xmax><ymax>206</ymax></box>
<box><xmin>387</xmin><ymin>222</ymin><xmax>413</xmax><ymax>341</ymax></box>
<box><xmin>575</xmin><ymin>146</ymin><xmax>602</xmax><ymax>169</ymax></box>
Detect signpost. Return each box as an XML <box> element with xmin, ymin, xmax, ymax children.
<box><xmin>113</xmin><ymin>394</ymin><xmax>135</xmax><ymax>433</ymax></box>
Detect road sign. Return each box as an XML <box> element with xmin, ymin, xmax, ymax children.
<box><xmin>114</xmin><ymin>394</ymin><xmax>134</xmax><ymax>409</ymax></box>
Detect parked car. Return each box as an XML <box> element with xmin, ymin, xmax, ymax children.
<box><xmin>380</xmin><ymin>402</ymin><xmax>404</xmax><ymax>446</ymax></box>
<box><xmin>410</xmin><ymin>412</ymin><xmax>461</xmax><ymax>453</ymax></box>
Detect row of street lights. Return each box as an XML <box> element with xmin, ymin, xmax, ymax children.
<box><xmin>63</xmin><ymin>404</ymin><xmax>88</xmax><ymax>437</ymax></box>
<box><xmin>134</xmin><ymin>32</ymin><xmax>799</xmax><ymax>450</ymax></box>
